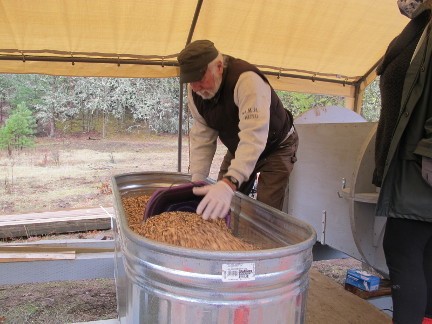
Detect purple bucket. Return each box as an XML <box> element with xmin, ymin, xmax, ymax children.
<box><xmin>143</xmin><ymin>181</ymin><xmax>231</xmax><ymax>227</ymax></box>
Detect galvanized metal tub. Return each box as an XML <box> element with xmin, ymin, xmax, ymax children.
<box><xmin>112</xmin><ymin>172</ymin><xmax>316</xmax><ymax>324</ymax></box>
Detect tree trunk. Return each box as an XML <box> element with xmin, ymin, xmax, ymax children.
<box><xmin>49</xmin><ymin>117</ymin><xmax>55</xmax><ymax>137</ymax></box>
<box><xmin>102</xmin><ymin>111</ymin><xmax>106</xmax><ymax>139</ymax></box>
<box><xmin>0</xmin><ymin>100</ymin><xmax>4</xmax><ymax>123</ymax></box>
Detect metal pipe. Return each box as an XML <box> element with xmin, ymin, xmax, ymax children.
<box><xmin>264</xmin><ymin>70</ymin><xmax>356</xmax><ymax>86</ymax></box>
<box><xmin>0</xmin><ymin>53</ymin><xmax>358</xmax><ymax>86</ymax></box>
<box><xmin>0</xmin><ymin>54</ymin><xmax>179</xmax><ymax>66</ymax></box>
<box><xmin>186</xmin><ymin>0</ymin><xmax>204</xmax><ymax>45</ymax></box>
<box><xmin>178</xmin><ymin>83</ymin><xmax>184</xmax><ymax>172</ymax></box>
<box><xmin>321</xmin><ymin>210</ymin><xmax>327</xmax><ymax>245</ymax></box>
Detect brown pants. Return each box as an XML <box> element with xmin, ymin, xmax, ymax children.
<box><xmin>218</xmin><ymin>130</ymin><xmax>299</xmax><ymax>211</ymax></box>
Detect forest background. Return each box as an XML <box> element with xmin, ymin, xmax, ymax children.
<box><xmin>0</xmin><ymin>74</ymin><xmax>381</xmax><ymax>215</ymax></box>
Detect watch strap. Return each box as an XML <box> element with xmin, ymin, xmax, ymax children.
<box><xmin>223</xmin><ymin>176</ymin><xmax>239</xmax><ymax>190</ymax></box>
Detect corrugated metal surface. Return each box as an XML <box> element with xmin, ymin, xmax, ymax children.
<box><xmin>112</xmin><ymin>172</ymin><xmax>316</xmax><ymax>324</ymax></box>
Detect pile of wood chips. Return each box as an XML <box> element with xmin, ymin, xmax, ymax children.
<box><xmin>121</xmin><ymin>195</ymin><xmax>256</xmax><ymax>251</ymax></box>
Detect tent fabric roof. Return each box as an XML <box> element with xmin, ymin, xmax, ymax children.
<box><xmin>0</xmin><ymin>0</ymin><xmax>408</xmax><ymax>98</ymax></box>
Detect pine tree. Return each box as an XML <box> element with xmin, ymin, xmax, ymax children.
<box><xmin>0</xmin><ymin>102</ymin><xmax>37</xmax><ymax>155</ymax></box>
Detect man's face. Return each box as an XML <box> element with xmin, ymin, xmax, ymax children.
<box><xmin>190</xmin><ymin>61</ymin><xmax>223</xmax><ymax>99</ymax></box>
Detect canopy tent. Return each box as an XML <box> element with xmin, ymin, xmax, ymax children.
<box><xmin>0</xmin><ymin>0</ymin><xmax>408</xmax><ymax>111</ymax></box>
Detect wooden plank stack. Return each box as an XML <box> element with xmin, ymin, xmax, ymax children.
<box><xmin>0</xmin><ymin>207</ymin><xmax>114</xmax><ymax>239</ymax></box>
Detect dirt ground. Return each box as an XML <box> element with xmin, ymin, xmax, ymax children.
<box><xmin>0</xmin><ymin>135</ymin><xmax>221</xmax><ymax>323</ymax></box>
<box><xmin>0</xmin><ymin>135</ymin><xmax>381</xmax><ymax>323</ymax></box>
<box><xmin>0</xmin><ymin>253</ymin><xmax>367</xmax><ymax>324</ymax></box>
<box><xmin>0</xmin><ymin>278</ymin><xmax>117</xmax><ymax>324</ymax></box>
<box><xmin>0</xmin><ymin>133</ymin><xmax>225</xmax><ymax>215</ymax></box>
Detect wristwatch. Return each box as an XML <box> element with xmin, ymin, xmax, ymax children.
<box><xmin>223</xmin><ymin>176</ymin><xmax>239</xmax><ymax>190</ymax></box>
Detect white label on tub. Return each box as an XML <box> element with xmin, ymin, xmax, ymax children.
<box><xmin>222</xmin><ymin>263</ymin><xmax>255</xmax><ymax>282</ymax></box>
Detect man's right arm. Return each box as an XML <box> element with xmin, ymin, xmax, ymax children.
<box><xmin>187</xmin><ymin>86</ymin><xmax>219</xmax><ymax>181</ymax></box>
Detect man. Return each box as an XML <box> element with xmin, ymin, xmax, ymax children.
<box><xmin>373</xmin><ymin>1</ymin><xmax>432</xmax><ymax>323</ymax></box>
<box><xmin>177</xmin><ymin>40</ymin><xmax>298</xmax><ymax>220</ymax></box>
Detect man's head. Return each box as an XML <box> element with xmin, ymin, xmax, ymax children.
<box><xmin>397</xmin><ymin>0</ymin><xmax>432</xmax><ymax>19</ymax></box>
<box><xmin>177</xmin><ymin>40</ymin><xmax>224</xmax><ymax>99</ymax></box>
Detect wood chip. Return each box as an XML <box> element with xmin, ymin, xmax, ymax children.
<box><xmin>121</xmin><ymin>195</ymin><xmax>256</xmax><ymax>251</ymax></box>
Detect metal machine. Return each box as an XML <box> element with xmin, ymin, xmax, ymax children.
<box><xmin>286</xmin><ymin>106</ymin><xmax>387</xmax><ymax>275</ymax></box>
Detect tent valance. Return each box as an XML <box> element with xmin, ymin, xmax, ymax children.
<box><xmin>0</xmin><ymin>0</ymin><xmax>408</xmax><ymax>101</ymax></box>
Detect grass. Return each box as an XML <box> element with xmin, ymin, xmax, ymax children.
<box><xmin>0</xmin><ymin>134</ymin><xmax>225</xmax><ymax>215</ymax></box>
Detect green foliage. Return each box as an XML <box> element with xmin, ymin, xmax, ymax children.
<box><xmin>0</xmin><ymin>103</ymin><xmax>36</xmax><ymax>153</ymax></box>
<box><xmin>276</xmin><ymin>91</ymin><xmax>344</xmax><ymax>117</ymax></box>
<box><xmin>0</xmin><ymin>75</ymin><xmax>14</xmax><ymax>103</ymax></box>
<box><xmin>0</xmin><ymin>74</ymin><xmax>382</xmax><ymax>138</ymax></box>
<box><xmin>5</xmin><ymin>74</ymin><xmax>44</xmax><ymax>109</ymax></box>
<box><xmin>131</xmin><ymin>77</ymin><xmax>186</xmax><ymax>134</ymax></box>
<box><xmin>361</xmin><ymin>78</ymin><xmax>381</xmax><ymax>122</ymax></box>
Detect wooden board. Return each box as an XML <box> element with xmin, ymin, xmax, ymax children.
<box><xmin>0</xmin><ymin>251</ymin><xmax>75</xmax><ymax>262</ymax></box>
<box><xmin>344</xmin><ymin>279</ymin><xmax>392</xmax><ymax>299</ymax></box>
<box><xmin>307</xmin><ymin>269</ymin><xmax>391</xmax><ymax>324</ymax></box>
<box><xmin>0</xmin><ymin>245</ymin><xmax>113</xmax><ymax>254</ymax></box>
<box><xmin>0</xmin><ymin>207</ymin><xmax>114</xmax><ymax>239</ymax></box>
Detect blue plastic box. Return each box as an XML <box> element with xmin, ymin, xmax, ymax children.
<box><xmin>345</xmin><ymin>269</ymin><xmax>380</xmax><ymax>292</ymax></box>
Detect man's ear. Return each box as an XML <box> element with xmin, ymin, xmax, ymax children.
<box><xmin>217</xmin><ymin>60</ymin><xmax>223</xmax><ymax>74</ymax></box>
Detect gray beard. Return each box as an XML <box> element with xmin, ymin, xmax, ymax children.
<box><xmin>196</xmin><ymin>70</ymin><xmax>223</xmax><ymax>100</ymax></box>
<box><xmin>196</xmin><ymin>90</ymin><xmax>216</xmax><ymax>99</ymax></box>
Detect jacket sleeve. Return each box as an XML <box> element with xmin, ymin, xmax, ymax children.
<box><xmin>224</xmin><ymin>71</ymin><xmax>270</xmax><ymax>184</ymax></box>
<box><xmin>187</xmin><ymin>86</ymin><xmax>219</xmax><ymax>181</ymax></box>
<box><xmin>413</xmin><ymin>27</ymin><xmax>432</xmax><ymax>159</ymax></box>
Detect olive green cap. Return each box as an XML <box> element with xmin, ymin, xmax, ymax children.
<box><xmin>177</xmin><ymin>40</ymin><xmax>218</xmax><ymax>83</ymax></box>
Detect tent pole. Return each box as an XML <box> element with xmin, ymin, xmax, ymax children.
<box><xmin>178</xmin><ymin>82</ymin><xmax>184</xmax><ymax>172</ymax></box>
<box><xmin>186</xmin><ymin>0</ymin><xmax>204</xmax><ymax>45</ymax></box>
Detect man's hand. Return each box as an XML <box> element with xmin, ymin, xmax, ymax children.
<box><xmin>193</xmin><ymin>181</ymin><xmax>234</xmax><ymax>220</ymax></box>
